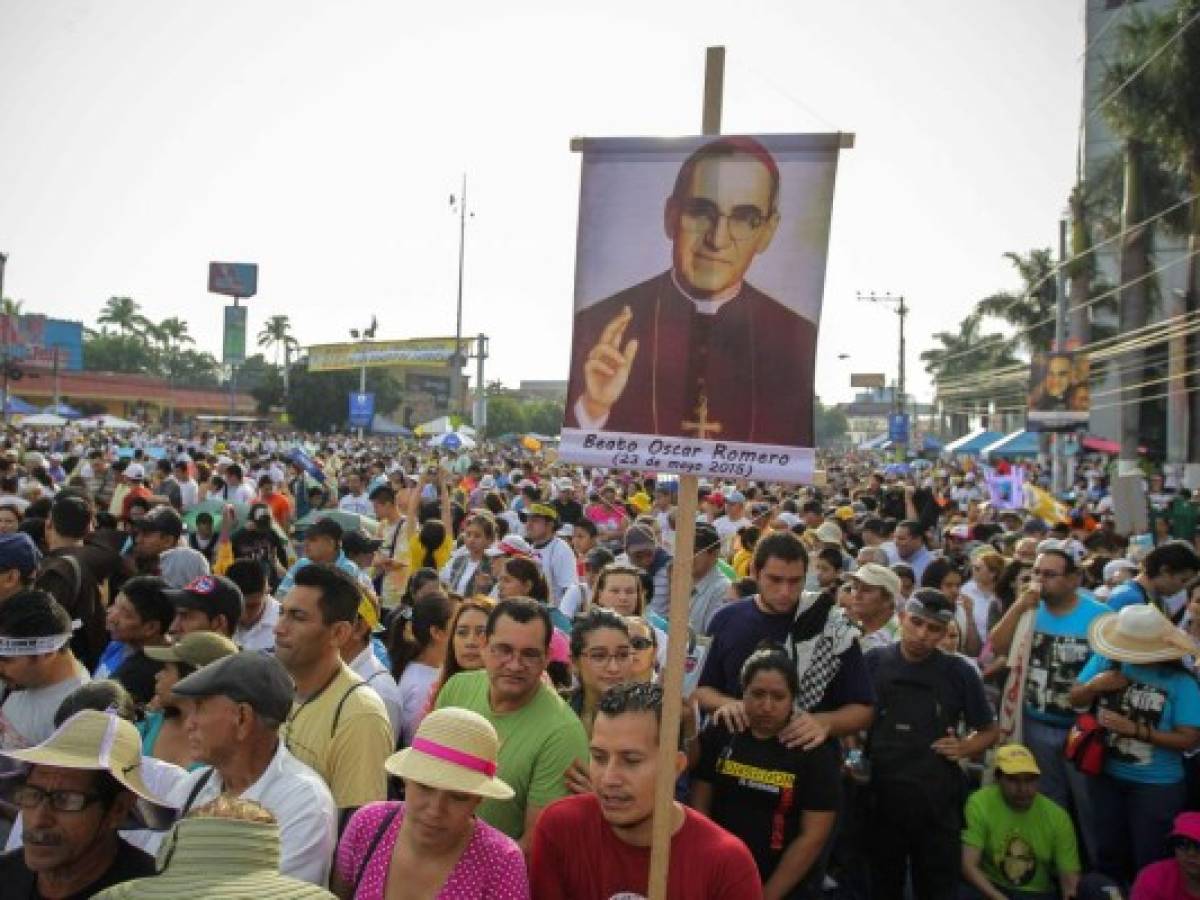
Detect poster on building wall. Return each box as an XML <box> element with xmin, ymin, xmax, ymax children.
<box><xmin>1027</xmin><ymin>351</ymin><xmax>1089</xmax><ymax>432</ymax></box>
<box><xmin>558</xmin><ymin>133</ymin><xmax>852</xmax><ymax>484</ymax></box>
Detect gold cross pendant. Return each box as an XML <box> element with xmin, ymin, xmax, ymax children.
<box><xmin>682</xmin><ymin>395</ymin><xmax>722</xmax><ymax>439</ymax></box>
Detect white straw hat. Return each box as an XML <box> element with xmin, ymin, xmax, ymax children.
<box><xmin>1</xmin><ymin>710</ymin><xmax>177</xmax><ymax>829</ymax></box>
<box><xmin>1088</xmin><ymin>604</ymin><xmax>1197</xmax><ymax>665</ymax></box>
<box><xmin>385</xmin><ymin>708</ymin><xmax>513</xmax><ymax>800</ymax></box>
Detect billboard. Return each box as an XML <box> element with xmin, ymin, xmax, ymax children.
<box><xmin>558</xmin><ymin>133</ymin><xmax>851</xmax><ymax>483</ymax></box>
<box><xmin>208</xmin><ymin>262</ymin><xmax>258</xmax><ymax>299</ymax></box>
<box><xmin>851</xmin><ymin>373</ymin><xmax>886</xmax><ymax>389</ymax></box>
<box><xmin>1027</xmin><ymin>351</ymin><xmax>1089</xmax><ymax>432</ymax></box>
<box><xmin>307</xmin><ymin>337</ymin><xmax>466</xmax><ymax>372</ymax></box>
<box><xmin>0</xmin><ymin>316</ymin><xmax>83</xmax><ymax>371</ymax></box>
<box><xmin>223</xmin><ymin>305</ymin><xmax>248</xmax><ymax>366</ymax></box>
<box><xmin>348</xmin><ymin>392</ymin><xmax>375</xmax><ymax>429</ymax></box>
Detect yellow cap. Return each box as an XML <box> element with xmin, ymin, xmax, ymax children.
<box><xmin>994</xmin><ymin>744</ymin><xmax>1040</xmax><ymax>776</ymax></box>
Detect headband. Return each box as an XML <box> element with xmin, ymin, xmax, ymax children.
<box><xmin>0</xmin><ymin>619</ymin><xmax>81</xmax><ymax>657</ymax></box>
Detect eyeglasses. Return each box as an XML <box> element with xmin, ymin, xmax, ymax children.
<box><xmin>1172</xmin><ymin>836</ymin><xmax>1200</xmax><ymax>855</ymax></box>
<box><xmin>13</xmin><ymin>785</ymin><xmax>102</xmax><ymax>813</ymax></box>
<box><xmin>630</xmin><ymin>637</ymin><xmax>654</xmax><ymax>651</ymax></box>
<box><xmin>582</xmin><ymin>648</ymin><xmax>633</xmax><ymax>665</ymax></box>
<box><xmin>487</xmin><ymin>643</ymin><xmax>545</xmax><ymax>666</ymax></box>
<box><xmin>678</xmin><ymin>198</ymin><xmax>768</xmax><ymax>242</ymax></box>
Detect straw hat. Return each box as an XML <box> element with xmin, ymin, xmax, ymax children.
<box><xmin>1088</xmin><ymin>604</ymin><xmax>1198</xmax><ymax>665</ymax></box>
<box><xmin>385</xmin><ymin>708</ymin><xmax>513</xmax><ymax>800</ymax></box>
<box><xmin>815</xmin><ymin>521</ymin><xmax>844</xmax><ymax>546</ymax></box>
<box><xmin>1</xmin><ymin>710</ymin><xmax>176</xmax><ymax>829</ymax></box>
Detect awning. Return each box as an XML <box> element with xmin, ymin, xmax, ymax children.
<box><xmin>859</xmin><ymin>433</ymin><xmax>889</xmax><ymax>450</ymax></box>
<box><xmin>980</xmin><ymin>430</ymin><xmax>1041</xmax><ymax>459</ymax></box>
<box><xmin>944</xmin><ymin>429</ymin><xmax>1005</xmax><ymax>456</ymax></box>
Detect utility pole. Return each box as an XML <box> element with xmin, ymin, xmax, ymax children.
<box><xmin>857</xmin><ymin>292</ymin><xmax>908</xmax><ymax>450</ymax></box>
<box><xmin>0</xmin><ymin>252</ymin><xmax>7</xmax><ymax>427</ymax></box>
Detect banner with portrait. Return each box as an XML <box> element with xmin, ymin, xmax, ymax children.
<box><xmin>558</xmin><ymin>133</ymin><xmax>852</xmax><ymax>484</ymax></box>
<box><xmin>1027</xmin><ymin>351</ymin><xmax>1090</xmax><ymax>432</ymax></box>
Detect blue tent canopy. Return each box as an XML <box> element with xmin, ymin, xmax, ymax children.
<box><xmin>944</xmin><ymin>429</ymin><xmax>1004</xmax><ymax>456</ymax></box>
<box><xmin>981</xmin><ymin>429</ymin><xmax>1040</xmax><ymax>459</ymax></box>
<box><xmin>42</xmin><ymin>403</ymin><xmax>82</xmax><ymax>419</ymax></box>
<box><xmin>921</xmin><ymin>434</ymin><xmax>944</xmax><ymax>452</ymax></box>
<box><xmin>4</xmin><ymin>397</ymin><xmax>37</xmax><ymax>415</ymax></box>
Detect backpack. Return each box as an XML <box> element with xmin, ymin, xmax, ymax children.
<box><xmin>867</xmin><ymin>649</ymin><xmax>961</xmax><ymax>793</ymax></box>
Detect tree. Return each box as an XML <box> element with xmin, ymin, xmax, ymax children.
<box><xmin>976</xmin><ymin>249</ymin><xmax>1060</xmax><ymax>356</ymax></box>
<box><xmin>257</xmin><ymin>314</ymin><xmax>299</xmax><ymax>395</ymax></box>
<box><xmin>483</xmin><ymin>396</ymin><xmax>527</xmax><ymax>438</ymax></box>
<box><xmin>920</xmin><ymin>312</ymin><xmax>1017</xmax><ymax>434</ymax></box>
<box><xmin>0</xmin><ymin>298</ymin><xmax>23</xmax><ymax>317</ymax></box>
<box><xmin>1101</xmin><ymin>10</ymin><xmax>1178</xmax><ymax>466</ymax></box>
<box><xmin>155</xmin><ymin>316</ymin><xmax>194</xmax><ymax>351</ymax></box>
<box><xmin>96</xmin><ymin>296</ymin><xmax>148</xmax><ymax>337</ymax></box>
<box><xmin>814</xmin><ymin>398</ymin><xmax>848</xmax><ymax>447</ymax></box>
<box><xmin>284</xmin><ymin>367</ymin><xmax>404</xmax><ymax>433</ymax></box>
<box><xmin>524</xmin><ymin>400</ymin><xmax>565</xmax><ymax>437</ymax></box>
<box><xmin>82</xmin><ymin>330</ymin><xmax>155</xmax><ymax>373</ymax></box>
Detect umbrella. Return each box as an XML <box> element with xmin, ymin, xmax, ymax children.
<box><xmin>183</xmin><ymin>499</ymin><xmax>250</xmax><ymax>531</ymax></box>
<box><xmin>430</xmin><ymin>432</ymin><xmax>476</xmax><ymax>450</ymax></box>
<box><xmin>294</xmin><ymin>509</ymin><xmax>379</xmax><ymax>537</ymax></box>
<box><xmin>521</xmin><ymin>435</ymin><xmax>542</xmax><ymax>452</ymax></box>
<box><xmin>3</xmin><ymin>397</ymin><xmax>37</xmax><ymax>415</ymax></box>
<box><xmin>21</xmin><ymin>413</ymin><xmax>67</xmax><ymax>427</ymax></box>
<box><xmin>78</xmin><ymin>414</ymin><xmax>139</xmax><ymax>430</ymax></box>
<box><xmin>42</xmin><ymin>403</ymin><xmax>82</xmax><ymax>419</ymax></box>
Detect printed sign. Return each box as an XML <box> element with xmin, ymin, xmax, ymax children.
<box><xmin>1027</xmin><ymin>351</ymin><xmax>1089</xmax><ymax>432</ymax></box>
<box><xmin>348</xmin><ymin>392</ymin><xmax>375</xmax><ymax>429</ymax></box>
<box><xmin>208</xmin><ymin>262</ymin><xmax>258</xmax><ymax>299</ymax></box>
<box><xmin>559</xmin><ymin>133</ymin><xmax>851</xmax><ymax>484</ymax></box>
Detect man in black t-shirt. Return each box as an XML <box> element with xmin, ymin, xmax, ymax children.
<box><xmin>864</xmin><ymin>589</ymin><xmax>998</xmax><ymax>900</ymax></box>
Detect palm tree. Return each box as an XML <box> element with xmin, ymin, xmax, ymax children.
<box><xmin>921</xmin><ymin>312</ymin><xmax>1018</xmax><ymax>434</ymax></box>
<box><xmin>97</xmin><ymin>296</ymin><xmax>148</xmax><ymax>337</ymax></box>
<box><xmin>0</xmin><ymin>298</ymin><xmax>22</xmax><ymax>317</ymax></box>
<box><xmin>1101</xmin><ymin>9</ymin><xmax>1179</xmax><ymax>467</ymax></box>
<box><xmin>156</xmin><ymin>317</ymin><xmax>194</xmax><ymax>351</ymax></box>
<box><xmin>257</xmin><ymin>314</ymin><xmax>299</xmax><ymax>394</ymax></box>
<box><xmin>975</xmin><ymin>249</ymin><xmax>1059</xmax><ymax>356</ymax></box>
<box><xmin>1137</xmin><ymin>0</ymin><xmax>1200</xmax><ymax>458</ymax></box>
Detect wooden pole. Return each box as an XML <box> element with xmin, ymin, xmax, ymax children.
<box><xmin>646</xmin><ymin>45</ymin><xmax>723</xmax><ymax>900</ymax></box>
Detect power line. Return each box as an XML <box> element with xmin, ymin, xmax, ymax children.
<box><xmin>1086</xmin><ymin>5</ymin><xmax>1200</xmax><ymax>123</ymax></box>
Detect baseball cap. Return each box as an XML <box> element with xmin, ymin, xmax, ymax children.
<box><xmin>145</xmin><ymin>630</ymin><xmax>239</xmax><ymax>668</ymax></box>
<box><xmin>527</xmin><ymin>503</ymin><xmax>559</xmax><ymax>522</ymax></box>
<box><xmin>0</xmin><ymin>533</ymin><xmax>40</xmax><ymax>576</ymax></box>
<box><xmin>994</xmin><ymin>744</ymin><xmax>1040</xmax><ymax>777</ymax></box>
<box><xmin>342</xmin><ymin>530</ymin><xmax>382</xmax><ymax>556</ymax></box>
<box><xmin>125</xmin><ymin>463</ymin><xmax>146</xmax><ymax>481</ymax></box>
<box><xmin>1103</xmin><ymin>558</ymin><xmax>1138</xmax><ymax>581</ymax></box>
<box><xmin>814</xmin><ymin>521</ymin><xmax>844</xmax><ymax>545</ymax></box>
<box><xmin>850</xmin><ymin>563</ymin><xmax>901</xmax><ymax>599</ymax></box>
<box><xmin>485</xmin><ymin>535</ymin><xmax>535</xmax><ymax>558</ymax></box>
<box><xmin>725</xmin><ymin>490</ymin><xmax>746</xmax><ymax>505</ymax></box>
<box><xmin>904</xmin><ymin>588</ymin><xmax>955</xmax><ymax>625</ymax></box>
<box><xmin>134</xmin><ymin>506</ymin><xmax>184</xmax><ymax>538</ymax></box>
<box><xmin>1171</xmin><ymin>811</ymin><xmax>1200</xmax><ymax>843</ymax></box>
<box><xmin>165</xmin><ymin>575</ymin><xmax>244</xmax><ymax>629</ymax></box>
<box><xmin>171</xmin><ymin>652</ymin><xmax>295</xmax><ymax>722</ymax></box>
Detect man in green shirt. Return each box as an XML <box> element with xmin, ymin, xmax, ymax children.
<box><xmin>961</xmin><ymin>744</ymin><xmax>1079</xmax><ymax>899</ymax></box>
<box><xmin>435</xmin><ymin>597</ymin><xmax>588</xmax><ymax>849</ymax></box>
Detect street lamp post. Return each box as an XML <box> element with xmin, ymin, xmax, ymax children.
<box><xmin>450</xmin><ymin>178</ymin><xmax>474</xmax><ymax>418</ymax></box>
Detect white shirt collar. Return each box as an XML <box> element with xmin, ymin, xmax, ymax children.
<box><xmin>670</xmin><ymin>270</ymin><xmax>742</xmax><ymax>315</ymax></box>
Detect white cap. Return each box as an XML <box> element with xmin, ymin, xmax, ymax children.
<box><xmin>125</xmin><ymin>463</ymin><xmax>146</xmax><ymax>481</ymax></box>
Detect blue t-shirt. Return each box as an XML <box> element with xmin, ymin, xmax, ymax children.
<box><xmin>1107</xmin><ymin>580</ymin><xmax>1151</xmax><ymax>612</ymax></box>
<box><xmin>1077</xmin><ymin>655</ymin><xmax>1200</xmax><ymax>784</ymax></box>
<box><xmin>698</xmin><ymin>597</ymin><xmax>875</xmax><ymax>713</ymax></box>
<box><xmin>1024</xmin><ymin>597</ymin><xmax>1111</xmax><ymax>726</ymax></box>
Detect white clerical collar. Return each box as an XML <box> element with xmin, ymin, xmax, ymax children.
<box><xmin>670</xmin><ymin>270</ymin><xmax>742</xmax><ymax>315</ymax></box>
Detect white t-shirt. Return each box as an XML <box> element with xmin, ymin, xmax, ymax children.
<box><xmin>0</xmin><ymin>664</ymin><xmax>90</xmax><ymax>763</ymax></box>
<box><xmin>234</xmin><ymin>596</ymin><xmax>281</xmax><ymax>653</ymax></box>
<box><xmin>714</xmin><ymin>515</ymin><xmax>751</xmax><ymax>556</ymax></box>
<box><xmin>397</xmin><ymin>661</ymin><xmax>439</xmax><ymax>749</ymax></box>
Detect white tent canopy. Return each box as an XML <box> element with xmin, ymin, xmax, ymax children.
<box><xmin>415</xmin><ymin>415</ymin><xmax>453</xmax><ymax>436</ymax></box>
<box><xmin>77</xmin><ymin>414</ymin><xmax>139</xmax><ymax>430</ymax></box>
<box><xmin>20</xmin><ymin>413</ymin><xmax>67</xmax><ymax>427</ymax></box>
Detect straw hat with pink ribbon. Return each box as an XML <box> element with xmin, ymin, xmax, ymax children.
<box><xmin>385</xmin><ymin>708</ymin><xmax>513</xmax><ymax>800</ymax></box>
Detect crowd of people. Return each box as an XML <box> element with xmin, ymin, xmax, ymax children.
<box><xmin>0</xmin><ymin>426</ymin><xmax>1197</xmax><ymax>898</ymax></box>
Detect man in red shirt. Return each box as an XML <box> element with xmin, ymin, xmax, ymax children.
<box><xmin>530</xmin><ymin>682</ymin><xmax>762</xmax><ymax>900</ymax></box>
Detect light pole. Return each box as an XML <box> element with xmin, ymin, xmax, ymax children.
<box><xmin>450</xmin><ymin>178</ymin><xmax>474</xmax><ymax>417</ymax></box>
<box><xmin>857</xmin><ymin>292</ymin><xmax>908</xmax><ymax>452</ymax></box>
<box><xmin>350</xmin><ymin>316</ymin><xmax>377</xmax><ymax>439</ymax></box>
<box><xmin>1</xmin><ymin>253</ymin><xmax>10</xmax><ymax>427</ymax></box>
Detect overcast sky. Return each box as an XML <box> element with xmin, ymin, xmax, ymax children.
<box><xmin>0</xmin><ymin>0</ymin><xmax>1085</xmax><ymax>405</ymax></box>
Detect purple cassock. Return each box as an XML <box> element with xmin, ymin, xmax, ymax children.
<box><xmin>566</xmin><ymin>271</ymin><xmax>818</xmax><ymax>447</ymax></box>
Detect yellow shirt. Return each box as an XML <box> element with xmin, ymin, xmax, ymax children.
<box><xmin>405</xmin><ymin>533</ymin><xmax>454</xmax><ymax>574</ymax></box>
<box><xmin>279</xmin><ymin>662</ymin><xmax>394</xmax><ymax>809</ymax></box>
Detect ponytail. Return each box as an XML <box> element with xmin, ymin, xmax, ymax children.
<box><xmin>390</xmin><ymin>591</ymin><xmax>455</xmax><ymax>681</ymax></box>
